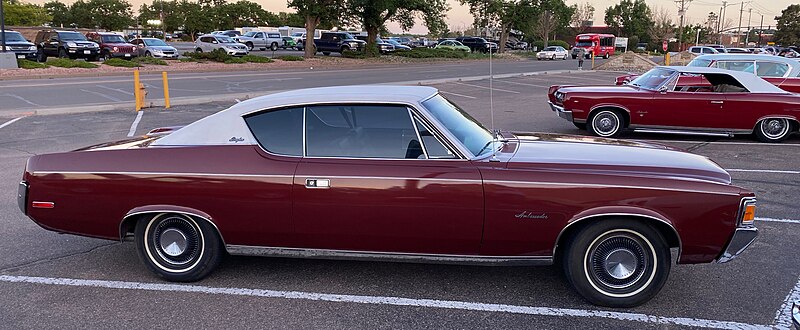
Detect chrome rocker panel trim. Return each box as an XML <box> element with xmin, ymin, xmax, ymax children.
<box><xmin>226</xmin><ymin>245</ymin><xmax>554</xmax><ymax>266</ymax></box>
<box><xmin>548</xmin><ymin>101</ymin><xmax>573</xmax><ymax>122</ymax></box>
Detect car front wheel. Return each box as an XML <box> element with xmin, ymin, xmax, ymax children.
<box><xmin>245</xmin><ymin>42</ymin><xmax>254</xmax><ymax>51</ymax></box>
<box><xmin>588</xmin><ymin>109</ymin><xmax>624</xmax><ymax>138</ymax></box>
<box><xmin>36</xmin><ymin>49</ymin><xmax>47</xmax><ymax>63</ymax></box>
<box><xmin>562</xmin><ymin>219</ymin><xmax>670</xmax><ymax>307</ymax></box>
<box><xmin>755</xmin><ymin>118</ymin><xmax>792</xmax><ymax>142</ymax></box>
<box><xmin>195</xmin><ymin>48</ymin><xmax>203</xmax><ymax>53</ymax></box>
<box><xmin>135</xmin><ymin>213</ymin><xmax>223</xmax><ymax>282</ymax></box>
<box><xmin>58</xmin><ymin>48</ymin><xmax>68</xmax><ymax>58</ymax></box>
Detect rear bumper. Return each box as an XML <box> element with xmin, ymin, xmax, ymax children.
<box><xmin>548</xmin><ymin>101</ymin><xmax>573</xmax><ymax>122</ymax></box>
<box><xmin>716</xmin><ymin>227</ymin><xmax>758</xmax><ymax>263</ymax></box>
<box><xmin>17</xmin><ymin>181</ymin><xmax>27</xmax><ymax>215</ymax></box>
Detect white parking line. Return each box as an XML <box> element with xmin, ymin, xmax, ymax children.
<box><xmin>81</xmin><ymin>89</ymin><xmax>124</xmax><ymax>102</ymax></box>
<box><xmin>493</xmin><ymin>80</ymin><xmax>551</xmax><ymax>88</ymax></box>
<box><xmin>438</xmin><ymin>91</ymin><xmax>477</xmax><ymax>99</ymax></box>
<box><xmin>727</xmin><ymin>169</ymin><xmax>800</xmax><ymax>175</ymax></box>
<box><xmin>775</xmin><ymin>275</ymin><xmax>800</xmax><ymax>329</ymax></box>
<box><xmin>0</xmin><ymin>275</ymin><xmax>771</xmax><ymax>330</ymax></box>
<box><xmin>757</xmin><ymin>217</ymin><xmax>800</xmax><ymax>224</ymax></box>
<box><xmin>2</xmin><ymin>93</ymin><xmax>40</xmax><ymax>106</ymax></box>
<box><xmin>96</xmin><ymin>85</ymin><xmax>135</xmax><ymax>96</ymax></box>
<box><xmin>127</xmin><ymin>111</ymin><xmax>143</xmax><ymax>137</ymax></box>
<box><xmin>0</xmin><ymin>116</ymin><xmax>26</xmax><ymax>129</ymax></box>
<box><xmin>452</xmin><ymin>82</ymin><xmax>521</xmax><ymax>94</ymax></box>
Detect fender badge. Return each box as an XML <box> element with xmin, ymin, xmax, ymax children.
<box><xmin>515</xmin><ymin>211</ymin><xmax>548</xmax><ymax>220</ymax></box>
<box><xmin>229</xmin><ymin>137</ymin><xmax>245</xmax><ymax>143</ymax></box>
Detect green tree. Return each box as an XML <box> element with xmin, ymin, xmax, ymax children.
<box><xmin>532</xmin><ymin>0</ymin><xmax>573</xmax><ymax>47</ymax></box>
<box><xmin>604</xmin><ymin>0</ymin><xmax>652</xmax><ymax>43</ymax></box>
<box><xmin>347</xmin><ymin>0</ymin><xmax>449</xmax><ymax>57</ymax></box>
<box><xmin>4</xmin><ymin>1</ymin><xmax>51</xmax><ymax>26</ymax></box>
<box><xmin>774</xmin><ymin>4</ymin><xmax>800</xmax><ymax>46</ymax></box>
<box><xmin>287</xmin><ymin>0</ymin><xmax>346</xmax><ymax>58</ymax></box>
<box><xmin>569</xmin><ymin>1</ymin><xmax>594</xmax><ymax>35</ymax></box>
<box><xmin>274</xmin><ymin>12</ymin><xmax>305</xmax><ymax>27</ymax></box>
<box><xmin>176</xmin><ymin>0</ymin><xmax>213</xmax><ymax>38</ymax></box>
<box><xmin>68</xmin><ymin>0</ymin><xmax>94</xmax><ymax>28</ymax></box>
<box><xmin>86</xmin><ymin>0</ymin><xmax>134</xmax><ymax>31</ymax></box>
<box><xmin>44</xmin><ymin>1</ymin><xmax>71</xmax><ymax>27</ymax></box>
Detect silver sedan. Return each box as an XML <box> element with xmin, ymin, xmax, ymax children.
<box><xmin>130</xmin><ymin>38</ymin><xmax>179</xmax><ymax>59</ymax></box>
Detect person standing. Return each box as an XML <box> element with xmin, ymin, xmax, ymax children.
<box><xmin>577</xmin><ymin>47</ymin><xmax>586</xmax><ymax>70</ymax></box>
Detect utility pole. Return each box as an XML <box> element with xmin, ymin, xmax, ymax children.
<box><xmin>737</xmin><ymin>2</ymin><xmax>744</xmax><ymax>47</ymax></box>
<box><xmin>719</xmin><ymin>1</ymin><xmax>727</xmax><ymax>45</ymax></box>
<box><xmin>0</xmin><ymin>0</ymin><xmax>6</xmax><ymax>53</ymax></box>
<box><xmin>676</xmin><ymin>0</ymin><xmax>691</xmax><ymax>51</ymax></box>
<box><xmin>744</xmin><ymin>7</ymin><xmax>752</xmax><ymax>46</ymax></box>
<box><xmin>758</xmin><ymin>14</ymin><xmax>763</xmax><ymax>45</ymax></box>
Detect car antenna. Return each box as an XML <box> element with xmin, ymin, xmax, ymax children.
<box><xmin>489</xmin><ymin>32</ymin><xmax>500</xmax><ymax>163</ymax></box>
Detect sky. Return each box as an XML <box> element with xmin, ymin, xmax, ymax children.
<box><xmin>28</xmin><ymin>0</ymin><xmax>790</xmax><ymax>34</ymax></box>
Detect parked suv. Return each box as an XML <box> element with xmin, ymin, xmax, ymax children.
<box><xmin>34</xmin><ymin>29</ymin><xmax>100</xmax><ymax>62</ymax></box>
<box><xmin>195</xmin><ymin>34</ymin><xmax>248</xmax><ymax>56</ymax></box>
<box><xmin>1</xmin><ymin>30</ymin><xmax>37</xmax><ymax>60</ymax></box>
<box><xmin>234</xmin><ymin>31</ymin><xmax>283</xmax><ymax>51</ymax></box>
<box><xmin>86</xmin><ymin>32</ymin><xmax>137</xmax><ymax>60</ymax></box>
<box><xmin>688</xmin><ymin>46</ymin><xmax>721</xmax><ymax>55</ymax></box>
<box><xmin>455</xmin><ymin>37</ymin><xmax>497</xmax><ymax>53</ymax></box>
<box><xmin>354</xmin><ymin>35</ymin><xmax>394</xmax><ymax>54</ymax></box>
<box><xmin>315</xmin><ymin>32</ymin><xmax>365</xmax><ymax>55</ymax></box>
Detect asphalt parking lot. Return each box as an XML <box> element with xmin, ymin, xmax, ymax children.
<box><xmin>0</xmin><ymin>70</ymin><xmax>798</xmax><ymax>329</ymax></box>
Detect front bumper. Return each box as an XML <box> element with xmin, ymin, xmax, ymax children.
<box><xmin>67</xmin><ymin>48</ymin><xmax>99</xmax><ymax>58</ymax></box>
<box><xmin>111</xmin><ymin>52</ymin><xmax>138</xmax><ymax>58</ymax></box>
<box><xmin>716</xmin><ymin>227</ymin><xmax>758</xmax><ymax>263</ymax></box>
<box><xmin>226</xmin><ymin>50</ymin><xmax>248</xmax><ymax>56</ymax></box>
<box><xmin>11</xmin><ymin>50</ymin><xmax>37</xmax><ymax>59</ymax></box>
<box><xmin>792</xmin><ymin>301</ymin><xmax>799</xmax><ymax>329</ymax></box>
<box><xmin>152</xmin><ymin>52</ymin><xmax>179</xmax><ymax>59</ymax></box>
<box><xmin>548</xmin><ymin>101</ymin><xmax>573</xmax><ymax>122</ymax></box>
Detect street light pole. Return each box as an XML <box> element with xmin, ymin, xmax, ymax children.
<box><xmin>0</xmin><ymin>0</ymin><xmax>7</xmax><ymax>53</ymax></box>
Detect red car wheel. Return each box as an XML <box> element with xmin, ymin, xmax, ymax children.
<box><xmin>755</xmin><ymin>118</ymin><xmax>792</xmax><ymax>143</ymax></box>
<box><xmin>589</xmin><ymin>109</ymin><xmax>624</xmax><ymax>138</ymax></box>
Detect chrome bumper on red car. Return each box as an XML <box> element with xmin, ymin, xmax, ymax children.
<box><xmin>717</xmin><ymin>197</ymin><xmax>758</xmax><ymax>263</ymax></box>
<box><xmin>548</xmin><ymin>101</ymin><xmax>573</xmax><ymax>122</ymax></box>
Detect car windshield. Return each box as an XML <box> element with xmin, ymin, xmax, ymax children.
<box><xmin>386</xmin><ymin>39</ymin><xmax>401</xmax><ymax>46</ymax></box>
<box><xmin>59</xmin><ymin>32</ymin><xmax>87</xmax><ymax>41</ymax></box>
<box><xmin>144</xmin><ymin>39</ymin><xmax>168</xmax><ymax>46</ymax></box>
<box><xmin>1</xmin><ymin>32</ymin><xmax>26</xmax><ymax>42</ymax></box>
<box><xmin>544</xmin><ymin>47</ymin><xmax>558</xmax><ymax>51</ymax></box>
<box><xmin>422</xmin><ymin>95</ymin><xmax>493</xmax><ymax>157</ymax></box>
<box><xmin>575</xmin><ymin>41</ymin><xmax>592</xmax><ymax>47</ymax></box>
<box><xmin>629</xmin><ymin>68</ymin><xmax>676</xmax><ymax>90</ymax></box>
<box><xmin>688</xmin><ymin>58</ymin><xmax>712</xmax><ymax>67</ymax></box>
<box><xmin>102</xmin><ymin>35</ymin><xmax>127</xmax><ymax>43</ymax></box>
<box><xmin>217</xmin><ymin>36</ymin><xmax>236</xmax><ymax>43</ymax></box>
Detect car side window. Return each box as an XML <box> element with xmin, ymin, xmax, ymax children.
<box><xmin>756</xmin><ymin>61</ymin><xmax>789</xmax><ymax>77</ymax></box>
<box><xmin>305</xmin><ymin>105</ymin><xmax>421</xmax><ymax>159</ymax></box>
<box><xmin>244</xmin><ymin>107</ymin><xmax>304</xmax><ymax>156</ymax></box>
<box><xmin>716</xmin><ymin>61</ymin><xmax>755</xmax><ymax>74</ymax></box>
<box><xmin>413</xmin><ymin>116</ymin><xmax>456</xmax><ymax>159</ymax></box>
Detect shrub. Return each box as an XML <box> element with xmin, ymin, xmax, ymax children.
<box><xmin>134</xmin><ymin>57</ymin><xmax>168</xmax><ymax>65</ymax></box>
<box><xmin>47</xmin><ymin>58</ymin><xmax>99</xmax><ymax>68</ymax></box>
<box><xmin>392</xmin><ymin>48</ymin><xmax>467</xmax><ymax>59</ymax></box>
<box><xmin>242</xmin><ymin>55</ymin><xmax>273</xmax><ymax>63</ymax></box>
<box><xmin>276</xmin><ymin>55</ymin><xmax>304</xmax><ymax>61</ymax></box>
<box><xmin>341</xmin><ymin>50</ymin><xmax>366</xmax><ymax>59</ymax></box>
<box><xmin>224</xmin><ymin>57</ymin><xmax>247</xmax><ymax>64</ymax></box>
<box><xmin>103</xmin><ymin>58</ymin><xmax>141</xmax><ymax>67</ymax></box>
<box><xmin>530</xmin><ymin>40</ymin><xmax>571</xmax><ymax>51</ymax></box>
<box><xmin>178</xmin><ymin>57</ymin><xmax>197</xmax><ymax>62</ymax></box>
<box><xmin>17</xmin><ymin>59</ymin><xmax>47</xmax><ymax>69</ymax></box>
<box><xmin>183</xmin><ymin>49</ymin><xmax>233</xmax><ymax>63</ymax></box>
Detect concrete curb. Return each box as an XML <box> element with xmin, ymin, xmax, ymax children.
<box><xmin>13</xmin><ymin>69</ymin><xmax>607</xmax><ymax>117</ymax></box>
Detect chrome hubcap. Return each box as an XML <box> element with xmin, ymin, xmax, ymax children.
<box><xmin>762</xmin><ymin>119</ymin><xmax>788</xmax><ymax>139</ymax></box>
<box><xmin>159</xmin><ymin>228</ymin><xmax>188</xmax><ymax>257</ymax></box>
<box><xmin>604</xmin><ymin>248</ymin><xmax>637</xmax><ymax>279</ymax></box>
<box><xmin>594</xmin><ymin>112</ymin><xmax>619</xmax><ymax>135</ymax></box>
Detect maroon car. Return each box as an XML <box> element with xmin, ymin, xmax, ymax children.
<box><xmin>615</xmin><ymin>54</ymin><xmax>800</xmax><ymax>93</ymax></box>
<box><xmin>551</xmin><ymin>66</ymin><xmax>800</xmax><ymax>142</ymax></box>
<box><xmin>19</xmin><ymin>86</ymin><xmax>758</xmax><ymax>307</ymax></box>
<box><xmin>86</xmin><ymin>32</ymin><xmax>138</xmax><ymax>60</ymax></box>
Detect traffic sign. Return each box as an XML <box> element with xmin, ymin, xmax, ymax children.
<box><xmin>662</xmin><ymin>40</ymin><xmax>668</xmax><ymax>52</ymax></box>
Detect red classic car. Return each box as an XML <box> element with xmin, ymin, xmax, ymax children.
<box><xmin>19</xmin><ymin>86</ymin><xmax>758</xmax><ymax>307</ymax></box>
<box><xmin>550</xmin><ymin>66</ymin><xmax>800</xmax><ymax>142</ymax></box>
<box><xmin>615</xmin><ymin>54</ymin><xmax>800</xmax><ymax>93</ymax></box>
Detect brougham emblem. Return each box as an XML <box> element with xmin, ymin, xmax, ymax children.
<box><xmin>515</xmin><ymin>211</ymin><xmax>548</xmax><ymax>220</ymax></box>
<box><xmin>229</xmin><ymin>137</ymin><xmax>245</xmax><ymax>143</ymax></box>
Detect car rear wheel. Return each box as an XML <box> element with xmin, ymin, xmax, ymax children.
<box><xmin>551</xmin><ymin>54</ymin><xmax>556</xmax><ymax>60</ymax></box>
<box><xmin>145</xmin><ymin>51</ymin><xmax>152</xmax><ymax>57</ymax></box>
<box><xmin>604</xmin><ymin>52</ymin><xmax>610</xmax><ymax>59</ymax></box>
<box><xmin>135</xmin><ymin>213</ymin><xmax>223</xmax><ymax>282</ymax></box>
<box><xmin>588</xmin><ymin>109</ymin><xmax>624</xmax><ymax>138</ymax></box>
<box><xmin>755</xmin><ymin>118</ymin><xmax>792</xmax><ymax>143</ymax></box>
<box><xmin>562</xmin><ymin>219</ymin><xmax>670</xmax><ymax>307</ymax></box>
<box><xmin>245</xmin><ymin>42</ymin><xmax>254</xmax><ymax>51</ymax></box>
<box><xmin>36</xmin><ymin>49</ymin><xmax>47</xmax><ymax>63</ymax></box>
<box><xmin>270</xmin><ymin>43</ymin><xmax>278</xmax><ymax>51</ymax></box>
<box><xmin>195</xmin><ymin>48</ymin><xmax>203</xmax><ymax>53</ymax></box>
<box><xmin>101</xmin><ymin>51</ymin><xmax>111</xmax><ymax>61</ymax></box>
<box><xmin>563</xmin><ymin>54</ymin><xmax>568</xmax><ymax>60</ymax></box>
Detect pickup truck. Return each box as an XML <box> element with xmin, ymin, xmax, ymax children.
<box><xmin>314</xmin><ymin>32</ymin><xmax>365</xmax><ymax>55</ymax></box>
<box><xmin>235</xmin><ymin>31</ymin><xmax>283</xmax><ymax>51</ymax></box>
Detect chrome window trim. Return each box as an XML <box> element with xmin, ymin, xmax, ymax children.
<box><xmin>409</xmin><ymin>109</ymin><xmax>463</xmax><ymax>159</ymax></box>
<box><xmin>407</xmin><ymin>108</ymin><xmax>429</xmax><ymax>159</ymax></box>
<box><xmin>552</xmin><ymin>212</ymin><xmax>682</xmax><ymax>262</ymax></box>
<box><xmin>32</xmin><ymin>171</ymin><xmax>294</xmax><ymax>179</ymax></box>
<box><xmin>240</xmin><ymin>99</ymin><xmax>473</xmax><ymax>160</ymax></box>
<box><xmin>225</xmin><ymin>245</ymin><xmax>553</xmax><ymax>266</ymax></box>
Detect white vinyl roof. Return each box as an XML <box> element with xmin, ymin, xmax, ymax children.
<box><xmin>153</xmin><ymin>85</ymin><xmax>439</xmax><ymax>146</ymax></box>
<box><xmin>660</xmin><ymin>66</ymin><xmax>790</xmax><ymax>94</ymax></box>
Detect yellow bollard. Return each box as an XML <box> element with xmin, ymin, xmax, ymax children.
<box><xmin>591</xmin><ymin>53</ymin><xmax>595</xmax><ymax>69</ymax></box>
<box><xmin>665</xmin><ymin>52</ymin><xmax>671</xmax><ymax>66</ymax></box>
<box><xmin>134</xmin><ymin>69</ymin><xmax>142</xmax><ymax>111</ymax></box>
<box><xmin>162</xmin><ymin>71</ymin><xmax>171</xmax><ymax>109</ymax></box>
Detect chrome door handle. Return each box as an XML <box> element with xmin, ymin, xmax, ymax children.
<box><xmin>305</xmin><ymin>178</ymin><xmax>330</xmax><ymax>189</ymax></box>
<box><xmin>710</xmin><ymin>100</ymin><xmax>724</xmax><ymax>104</ymax></box>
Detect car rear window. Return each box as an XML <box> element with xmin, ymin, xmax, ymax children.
<box><xmin>244</xmin><ymin>107</ymin><xmax>304</xmax><ymax>156</ymax></box>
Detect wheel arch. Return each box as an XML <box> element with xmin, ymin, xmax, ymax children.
<box><xmin>588</xmin><ymin>105</ymin><xmax>631</xmax><ymax>128</ymax></box>
<box><xmin>553</xmin><ymin>211</ymin><xmax>682</xmax><ymax>264</ymax></box>
<box><xmin>751</xmin><ymin>115</ymin><xmax>799</xmax><ymax>133</ymax></box>
<box><xmin>119</xmin><ymin>205</ymin><xmax>225</xmax><ymax>246</ymax></box>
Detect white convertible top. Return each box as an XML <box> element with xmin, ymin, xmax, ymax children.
<box><xmin>153</xmin><ymin>85</ymin><xmax>439</xmax><ymax>146</ymax></box>
<box><xmin>660</xmin><ymin>66</ymin><xmax>790</xmax><ymax>94</ymax></box>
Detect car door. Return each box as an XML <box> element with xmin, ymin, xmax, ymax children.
<box><xmin>45</xmin><ymin>33</ymin><xmax>59</xmax><ymax>56</ymax></box>
<box><xmin>255</xmin><ymin>32</ymin><xmax>266</xmax><ymax>47</ymax></box>
<box><xmin>642</xmin><ymin>73</ymin><xmax>726</xmax><ymax>129</ymax></box>
<box><xmin>292</xmin><ymin>104</ymin><xmax>484</xmax><ymax>255</ymax></box>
